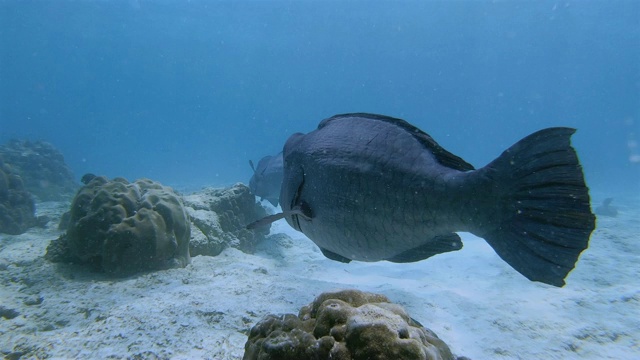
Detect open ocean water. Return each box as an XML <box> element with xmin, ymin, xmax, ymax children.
<box><xmin>1</xmin><ymin>1</ymin><xmax>639</xmax><ymax>359</ymax></box>
<box><xmin>1</xmin><ymin>0</ymin><xmax>638</xmax><ymax>193</ymax></box>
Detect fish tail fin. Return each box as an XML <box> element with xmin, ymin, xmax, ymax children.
<box><xmin>477</xmin><ymin>127</ymin><xmax>595</xmax><ymax>287</ymax></box>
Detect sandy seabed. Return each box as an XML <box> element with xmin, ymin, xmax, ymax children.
<box><xmin>0</xmin><ymin>191</ymin><xmax>638</xmax><ymax>360</ymax></box>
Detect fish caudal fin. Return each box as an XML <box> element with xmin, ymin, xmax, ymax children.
<box><xmin>478</xmin><ymin>127</ymin><xmax>595</xmax><ymax>287</ymax></box>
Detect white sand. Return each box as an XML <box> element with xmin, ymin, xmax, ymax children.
<box><xmin>1</xmin><ymin>193</ymin><xmax>638</xmax><ymax>359</ymax></box>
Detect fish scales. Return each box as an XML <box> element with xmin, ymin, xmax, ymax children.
<box><xmin>283</xmin><ymin>116</ymin><xmax>467</xmax><ymax>262</ymax></box>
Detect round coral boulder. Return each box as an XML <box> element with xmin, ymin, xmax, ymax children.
<box><xmin>244</xmin><ymin>289</ymin><xmax>465</xmax><ymax>360</ymax></box>
<box><xmin>47</xmin><ymin>175</ymin><xmax>191</xmax><ymax>276</ymax></box>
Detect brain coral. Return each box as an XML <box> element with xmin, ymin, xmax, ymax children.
<box><xmin>244</xmin><ymin>289</ymin><xmax>465</xmax><ymax>360</ymax></box>
<box><xmin>46</xmin><ymin>176</ymin><xmax>190</xmax><ymax>276</ymax></box>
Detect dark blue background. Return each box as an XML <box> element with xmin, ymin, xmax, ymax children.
<box><xmin>1</xmin><ymin>0</ymin><xmax>638</xmax><ymax>194</ymax></box>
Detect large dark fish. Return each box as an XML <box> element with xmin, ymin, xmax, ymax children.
<box><xmin>249</xmin><ymin>152</ymin><xmax>284</xmax><ymax>207</ymax></box>
<box><xmin>249</xmin><ymin>113</ymin><xmax>595</xmax><ymax>287</ymax></box>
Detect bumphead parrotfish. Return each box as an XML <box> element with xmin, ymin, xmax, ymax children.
<box><xmin>248</xmin><ymin>113</ymin><xmax>596</xmax><ymax>287</ymax></box>
<box><xmin>249</xmin><ymin>152</ymin><xmax>284</xmax><ymax>207</ymax></box>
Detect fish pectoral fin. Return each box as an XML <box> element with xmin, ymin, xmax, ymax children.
<box><xmin>386</xmin><ymin>233</ymin><xmax>463</xmax><ymax>263</ymax></box>
<box><xmin>245</xmin><ymin>206</ymin><xmax>311</xmax><ymax>230</ymax></box>
<box><xmin>245</xmin><ymin>213</ymin><xmax>287</xmax><ymax>229</ymax></box>
<box><xmin>320</xmin><ymin>248</ymin><xmax>352</xmax><ymax>263</ymax></box>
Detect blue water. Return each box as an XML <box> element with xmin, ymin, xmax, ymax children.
<box><xmin>1</xmin><ymin>0</ymin><xmax>639</xmax><ymax>193</ymax></box>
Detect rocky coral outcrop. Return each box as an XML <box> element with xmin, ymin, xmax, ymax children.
<box><xmin>45</xmin><ymin>176</ymin><xmax>191</xmax><ymax>276</ymax></box>
<box><xmin>182</xmin><ymin>183</ymin><xmax>270</xmax><ymax>257</ymax></box>
<box><xmin>0</xmin><ymin>139</ymin><xmax>77</xmax><ymax>201</ymax></box>
<box><xmin>244</xmin><ymin>289</ymin><xmax>467</xmax><ymax>360</ymax></box>
<box><xmin>0</xmin><ymin>159</ymin><xmax>38</xmax><ymax>234</ymax></box>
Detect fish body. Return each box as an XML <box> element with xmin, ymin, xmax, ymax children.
<box><xmin>248</xmin><ymin>152</ymin><xmax>284</xmax><ymax>207</ymax></box>
<box><xmin>253</xmin><ymin>113</ymin><xmax>595</xmax><ymax>287</ymax></box>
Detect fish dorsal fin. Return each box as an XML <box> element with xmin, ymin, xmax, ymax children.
<box><xmin>320</xmin><ymin>113</ymin><xmax>475</xmax><ymax>172</ymax></box>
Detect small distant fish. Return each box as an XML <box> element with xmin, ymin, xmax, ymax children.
<box><xmin>248</xmin><ymin>113</ymin><xmax>596</xmax><ymax>287</ymax></box>
<box><xmin>249</xmin><ymin>152</ymin><xmax>284</xmax><ymax>207</ymax></box>
<box><xmin>595</xmin><ymin>198</ymin><xmax>618</xmax><ymax>217</ymax></box>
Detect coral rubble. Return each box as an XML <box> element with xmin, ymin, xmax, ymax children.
<box><xmin>182</xmin><ymin>183</ymin><xmax>270</xmax><ymax>257</ymax></box>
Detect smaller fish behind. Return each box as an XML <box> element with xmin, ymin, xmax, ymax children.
<box><xmin>248</xmin><ymin>152</ymin><xmax>284</xmax><ymax>207</ymax></box>
<box><xmin>595</xmin><ymin>198</ymin><xmax>618</xmax><ymax>217</ymax></box>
